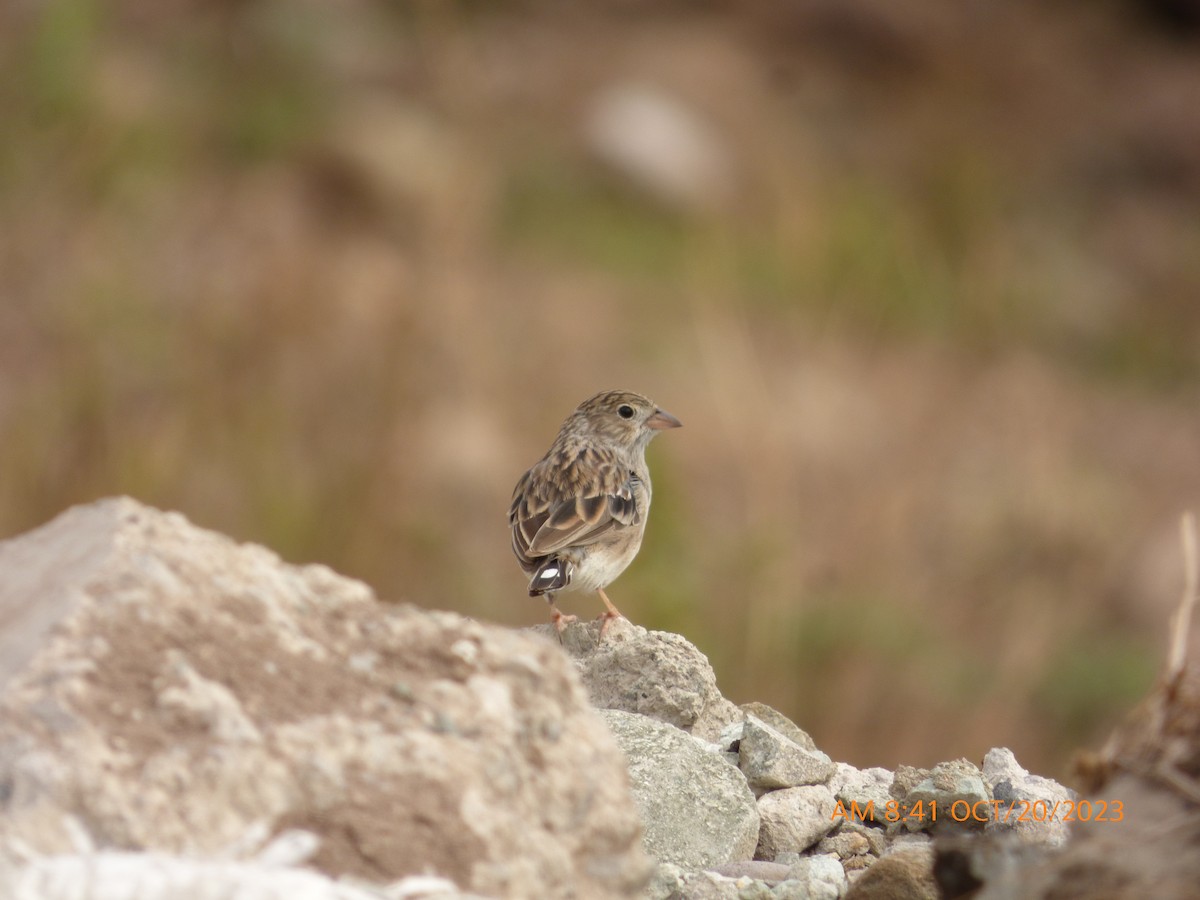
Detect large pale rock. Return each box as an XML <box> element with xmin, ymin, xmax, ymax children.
<box><xmin>599</xmin><ymin>708</ymin><xmax>760</xmax><ymax>869</ymax></box>
<box><xmin>537</xmin><ymin>619</ymin><xmax>741</xmax><ymax>741</ymax></box>
<box><xmin>0</xmin><ymin>498</ymin><xmax>651</xmax><ymax>898</ymax></box>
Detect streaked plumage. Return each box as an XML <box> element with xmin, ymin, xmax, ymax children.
<box><xmin>509</xmin><ymin>390</ymin><xmax>681</xmax><ymax>633</ymax></box>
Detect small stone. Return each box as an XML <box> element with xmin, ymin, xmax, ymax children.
<box><xmin>755</xmin><ymin>785</ymin><xmax>837</xmax><ymax>859</ymax></box>
<box><xmin>817</xmin><ymin>831</ymin><xmax>870</xmax><ymax>859</ymax></box>
<box><xmin>843</xmin><ymin>844</ymin><xmax>936</xmax><ymax>900</ymax></box>
<box><xmin>645</xmin><ymin>862</ymin><xmax>687</xmax><ymax>900</ymax></box>
<box><xmin>717</xmin><ymin>719</ymin><xmax>745</xmax><ymax>753</ymax></box>
<box><xmin>837</xmin><ymin>821</ymin><xmax>887</xmax><ymax>857</ymax></box>
<box><xmin>676</xmin><ymin>869</ymin><xmax>772</xmax><ymax>899</ymax></box>
<box><xmin>739</xmin><ymin>716</ymin><xmax>836</xmax><ymax>791</ymax></box>
<box><xmin>843</xmin><ymin>854</ymin><xmax>874</xmax><ymax>875</ymax></box>
<box><xmin>779</xmin><ymin>853</ymin><xmax>847</xmax><ymax>900</ymax></box>
<box><xmin>982</xmin><ymin>747</ymin><xmax>1076</xmax><ymax>847</ymax></box>
<box><xmin>705</xmin><ymin>860</ymin><xmax>791</xmax><ymax>883</ymax></box>
<box><xmin>895</xmin><ymin>759</ymin><xmax>990</xmax><ymax>833</ymax></box>
<box><xmin>829</xmin><ymin>763</ymin><xmax>893</xmax><ymax>824</ymax></box>
<box><xmin>739</xmin><ymin>703</ymin><xmax>818</xmax><ymax>751</ymax></box>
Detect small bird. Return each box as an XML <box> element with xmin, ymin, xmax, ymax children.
<box><xmin>509</xmin><ymin>390</ymin><xmax>682</xmax><ymax>635</ymax></box>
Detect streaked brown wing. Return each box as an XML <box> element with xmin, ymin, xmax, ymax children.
<box><xmin>509</xmin><ymin>458</ymin><xmax>640</xmax><ymax>563</ymax></box>
<box><xmin>508</xmin><ymin>469</ymin><xmax>541</xmax><ymax>570</ymax></box>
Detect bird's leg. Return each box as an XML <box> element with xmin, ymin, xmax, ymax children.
<box><xmin>546</xmin><ymin>594</ymin><xmax>577</xmax><ymax>636</ymax></box>
<box><xmin>595</xmin><ymin>588</ymin><xmax>624</xmax><ymax>639</ymax></box>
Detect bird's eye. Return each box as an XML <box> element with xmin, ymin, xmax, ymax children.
<box><xmin>618</xmin><ymin>404</ymin><xmax>634</xmax><ymax>419</ymax></box>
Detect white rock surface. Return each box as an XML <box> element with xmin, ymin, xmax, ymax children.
<box><xmin>0</xmin><ymin>498</ymin><xmax>650</xmax><ymax>899</ymax></box>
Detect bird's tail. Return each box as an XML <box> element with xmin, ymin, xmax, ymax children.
<box><xmin>528</xmin><ymin>557</ymin><xmax>570</xmax><ymax>596</ymax></box>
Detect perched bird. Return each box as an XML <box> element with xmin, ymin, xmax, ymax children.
<box><xmin>509</xmin><ymin>390</ymin><xmax>682</xmax><ymax>634</ymax></box>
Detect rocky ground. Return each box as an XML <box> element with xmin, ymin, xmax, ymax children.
<box><xmin>0</xmin><ymin>498</ymin><xmax>1197</xmax><ymax>899</ymax></box>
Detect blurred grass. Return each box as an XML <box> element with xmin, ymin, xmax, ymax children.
<box><xmin>1</xmin><ymin>0</ymin><xmax>1198</xmax><ymax>779</ymax></box>
<box><xmin>500</xmin><ymin>158</ymin><xmax>695</xmax><ymax>283</ymax></box>
<box><xmin>1033</xmin><ymin>631</ymin><xmax>1161</xmax><ymax>747</ymax></box>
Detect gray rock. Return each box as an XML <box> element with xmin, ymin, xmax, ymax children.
<box><xmin>667</xmin><ymin>869</ymin><xmax>773</xmax><ymax>900</ymax></box>
<box><xmin>835</xmin><ymin>821</ymin><xmax>887</xmax><ymax>857</ymax></box>
<box><xmin>755</xmin><ymin>785</ymin><xmax>837</xmax><ymax>859</ymax></box>
<box><xmin>842</xmin><ymin>854</ymin><xmax>875</xmax><ymax>880</ymax></box>
<box><xmin>894</xmin><ymin>759</ymin><xmax>991</xmax><ymax>833</ymax></box>
<box><xmin>889</xmin><ymin>765</ymin><xmax>930</xmax><ymax>798</ymax></box>
<box><xmin>738</xmin><ymin>703</ymin><xmax>818</xmax><ymax>751</ymax></box>
<box><xmin>537</xmin><ymin>619</ymin><xmax>742</xmax><ymax>740</ymax></box>
<box><xmin>779</xmin><ymin>854</ymin><xmax>847</xmax><ymax>900</ymax></box>
<box><xmin>0</xmin><ymin>499</ymin><xmax>651</xmax><ymax>899</ymax></box>
<box><xmin>705</xmin><ymin>860</ymin><xmax>791</xmax><ymax>883</ymax></box>
<box><xmin>739</xmin><ymin>716</ymin><xmax>836</xmax><ymax>791</ymax></box>
<box><xmin>829</xmin><ymin>763</ymin><xmax>893</xmax><ymax>825</ymax></box>
<box><xmin>600</xmin><ymin>708</ymin><xmax>760</xmax><ymax>869</ymax></box>
<box><xmin>982</xmin><ymin>747</ymin><xmax>1076</xmax><ymax>847</ymax></box>
<box><xmin>716</xmin><ymin>719</ymin><xmax>745</xmax><ymax>751</ymax></box>
<box><xmin>844</xmin><ymin>844</ymin><xmax>936</xmax><ymax>900</ymax></box>
<box><xmin>816</xmin><ymin>830</ymin><xmax>872</xmax><ymax>860</ymax></box>
<box><xmin>645</xmin><ymin>862</ymin><xmax>688</xmax><ymax>900</ymax></box>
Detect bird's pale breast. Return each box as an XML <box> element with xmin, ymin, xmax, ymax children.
<box><xmin>559</xmin><ymin>523</ymin><xmax>647</xmax><ymax>593</ymax></box>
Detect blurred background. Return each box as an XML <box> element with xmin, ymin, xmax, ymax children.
<box><xmin>2</xmin><ymin>0</ymin><xmax>1199</xmax><ymax>780</ymax></box>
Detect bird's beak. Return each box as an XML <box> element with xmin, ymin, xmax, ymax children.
<box><xmin>646</xmin><ymin>408</ymin><xmax>682</xmax><ymax>430</ymax></box>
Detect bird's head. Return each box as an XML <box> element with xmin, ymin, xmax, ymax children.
<box><xmin>571</xmin><ymin>390</ymin><xmax>682</xmax><ymax>451</ymax></box>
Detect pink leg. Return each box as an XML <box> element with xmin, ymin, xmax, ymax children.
<box><xmin>547</xmin><ymin>596</ymin><xmax>577</xmax><ymax>636</ymax></box>
<box><xmin>595</xmin><ymin>588</ymin><xmax>624</xmax><ymax>639</ymax></box>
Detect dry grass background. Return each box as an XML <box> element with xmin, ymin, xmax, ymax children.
<box><xmin>2</xmin><ymin>0</ymin><xmax>1199</xmax><ymax>778</ymax></box>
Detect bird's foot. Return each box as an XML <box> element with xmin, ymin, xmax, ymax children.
<box><xmin>594</xmin><ymin>588</ymin><xmax>624</xmax><ymax>642</ymax></box>
<box><xmin>595</xmin><ymin>609</ymin><xmax>624</xmax><ymax>642</ymax></box>
<box><xmin>550</xmin><ymin>609</ymin><xmax>578</xmax><ymax>637</ymax></box>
